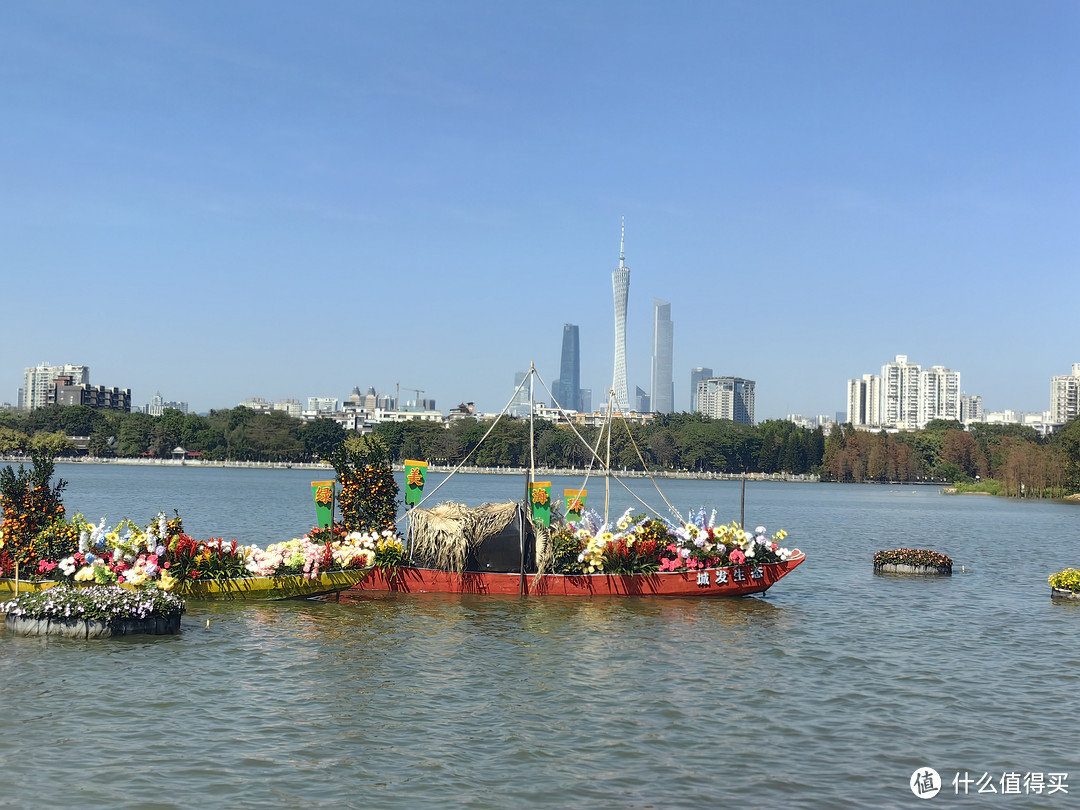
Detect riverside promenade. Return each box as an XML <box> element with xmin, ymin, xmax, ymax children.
<box><xmin>1</xmin><ymin>454</ymin><xmax>820</xmax><ymax>482</ymax></box>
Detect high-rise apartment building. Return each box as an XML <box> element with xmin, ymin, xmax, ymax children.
<box><xmin>919</xmin><ymin>366</ymin><xmax>961</xmax><ymax>425</ymax></box>
<box><xmin>690</xmin><ymin>367</ymin><xmax>712</xmax><ymax>413</ymax></box>
<box><xmin>611</xmin><ymin>221</ymin><xmax>630</xmax><ymax>410</ymax></box>
<box><xmin>881</xmin><ymin>355</ymin><xmax>921</xmax><ymax>429</ymax></box>
<box><xmin>959</xmin><ymin>394</ymin><xmax>983</xmax><ymax>424</ymax></box>
<box><xmin>1050</xmin><ymin>363</ymin><xmax>1080</xmax><ymax>424</ymax></box>
<box><xmin>22</xmin><ymin>363</ymin><xmax>90</xmax><ymax>410</ymax></box>
<box><xmin>851</xmin><ymin>355</ymin><xmax>980</xmax><ymax>429</ymax></box>
<box><xmin>697</xmin><ymin>377</ymin><xmax>755</xmax><ymax>425</ymax></box>
<box><xmin>846</xmin><ymin>374</ymin><xmax>881</xmax><ymax>427</ymax></box>
<box><xmin>650</xmin><ymin>299</ymin><xmax>673</xmax><ymax>414</ymax></box>
<box><xmin>554</xmin><ymin>324</ymin><xmax>581</xmax><ymax>412</ymax></box>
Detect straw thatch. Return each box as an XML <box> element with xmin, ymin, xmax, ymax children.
<box><xmin>407</xmin><ymin>501</ymin><xmax>522</xmax><ymax>573</ymax></box>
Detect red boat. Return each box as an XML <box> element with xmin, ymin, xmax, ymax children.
<box><xmin>353</xmin><ymin>551</ymin><xmax>805</xmax><ymax>597</ymax></box>
<box><xmin>348</xmin><ymin>370</ymin><xmax>806</xmax><ymax>600</ymax></box>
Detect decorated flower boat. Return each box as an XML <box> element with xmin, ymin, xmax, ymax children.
<box><xmin>0</xmin><ymin>509</ymin><xmax>396</xmax><ymax>602</ymax></box>
<box><xmin>350</xmin><ymin>500</ymin><xmax>804</xmax><ymax>599</ymax></box>
<box><xmin>350</xmin><ymin>369</ymin><xmax>805</xmax><ymax>600</ymax></box>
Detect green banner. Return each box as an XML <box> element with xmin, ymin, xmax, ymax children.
<box><xmin>311</xmin><ymin>480</ymin><xmax>335</xmax><ymax>529</ymax></box>
<box><xmin>529</xmin><ymin>481</ymin><xmax>552</xmax><ymax>527</ymax></box>
<box><xmin>564</xmin><ymin>488</ymin><xmax>587</xmax><ymax>523</ymax></box>
<box><xmin>404</xmin><ymin>460</ymin><xmax>428</xmax><ymax>507</ymax></box>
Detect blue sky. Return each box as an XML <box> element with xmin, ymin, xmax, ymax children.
<box><xmin>2</xmin><ymin>2</ymin><xmax>1077</xmax><ymax>419</ymax></box>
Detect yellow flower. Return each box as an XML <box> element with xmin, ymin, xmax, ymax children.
<box><xmin>74</xmin><ymin>566</ymin><xmax>95</xmax><ymax>582</ymax></box>
<box><xmin>158</xmin><ymin>571</ymin><xmax>178</xmax><ymax>591</ymax></box>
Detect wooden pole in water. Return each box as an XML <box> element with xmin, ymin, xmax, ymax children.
<box><xmin>740</xmin><ymin>472</ymin><xmax>746</xmax><ymax>529</ymax></box>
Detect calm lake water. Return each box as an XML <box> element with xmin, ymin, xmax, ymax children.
<box><xmin>2</xmin><ymin>464</ymin><xmax>1079</xmax><ymax>808</ymax></box>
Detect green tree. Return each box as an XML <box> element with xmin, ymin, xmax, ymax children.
<box><xmin>303</xmin><ymin>418</ymin><xmax>347</xmax><ymax>461</ymax></box>
<box><xmin>1052</xmin><ymin>416</ymin><xmax>1080</xmax><ymax>493</ymax></box>
<box><xmin>0</xmin><ymin>427</ymin><xmax>29</xmax><ymax>455</ymax></box>
<box><xmin>29</xmin><ymin>431</ymin><xmax>75</xmax><ymax>456</ymax></box>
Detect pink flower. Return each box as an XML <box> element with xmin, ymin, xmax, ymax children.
<box><xmin>730</xmin><ymin>549</ymin><xmax>745</xmax><ymax>565</ymax></box>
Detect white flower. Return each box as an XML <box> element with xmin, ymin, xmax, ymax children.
<box><xmin>755</xmin><ymin>526</ymin><xmax>767</xmax><ymax>535</ymax></box>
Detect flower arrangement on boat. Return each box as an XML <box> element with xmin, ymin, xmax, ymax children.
<box><xmin>3</xmin><ymin>510</ymin><xmax>404</xmax><ymax>590</ymax></box>
<box><xmin>547</xmin><ymin>507</ymin><xmax>796</xmax><ymax>576</ymax></box>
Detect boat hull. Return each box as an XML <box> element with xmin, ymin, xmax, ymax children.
<box><xmin>351</xmin><ymin>550</ymin><xmax>804</xmax><ymax>597</ymax></box>
<box><xmin>0</xmin><ymin>569</ymin><xmax>368</xmax><ymax>601</ymax></box>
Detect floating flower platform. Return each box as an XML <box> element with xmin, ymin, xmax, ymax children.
<box><xmin>2</xmin><ymin>585</ymin><xmax>185</xmax><ymax>638</ymax></box>
<box><xmin>1049</xmin><ymin>570</ymin><xmax>1080</xmax><ymax>601</ymax></box>
<box><xmin>873</xmin><ymin>549</ymin><xmax>952</xmax><ymax>576</ymax></box>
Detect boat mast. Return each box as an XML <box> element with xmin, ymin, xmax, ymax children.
<box><xmin>521</xmin><ymin>363</ymin><xmax>536</xmax><ymax>595</ymax></box>
<box><xmin>604</xmin><ymin>387</ymin><xmax>613</xmax><ymax>524</ymax></box>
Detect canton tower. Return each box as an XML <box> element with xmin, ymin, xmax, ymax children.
<box><xmin>611</xmin><ymin>219</ymin><xmax>630</xmax><ymax>409</ymax></box>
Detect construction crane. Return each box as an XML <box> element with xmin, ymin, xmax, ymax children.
<box><xmin>396</xmin><ymin>383</ymin><xmax>425</xmax><ymax>410</ymax></box>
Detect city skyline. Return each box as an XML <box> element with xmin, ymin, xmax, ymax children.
<box><xmin>2</xmin><ymin>4</ymin><xmax>1076</xmax><ymax>419</ymax></box>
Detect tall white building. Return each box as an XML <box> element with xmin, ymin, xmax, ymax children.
<box><xmin>697</xmin><ymin>377</ymin><xmax>755</xmax><ymax>425</ymax></box>
<box><xmin>846</xmin><ymin>373</ymin><xmax>881</xmax><ymax>427</ymax></box>
<box><xmin>650</xmin><ymin>299</ymin><xmax>673</xmax><ymax>414</ymax></box>
<box><xmin>22</xmin><ymin>363</ymin><xmax>90</xmax><ymax>410</ymax></box>
<box><xmin>881</xmin><ymin>355</ymin><xmax>921</xmax><ymax>429</ymax></box>
<box><xmin>918</xmin><ymin>365</ymin><xmax>961</xmax><ymax>425</ymax></box>
<box><xmin>959</xmin><ymin>393</ymin><xmax>983</xmax><ymax>424</ymax></box>
<box><xmin>1050</xmin><ymin>363</ymin><xmax>1080</xmax><ymax>424</ymax></box>
<box><xmin>611</xmin><ymin>220</ymin><xmax>631</xmax><ymax>410</ymax></box>
<box><xmin>690</xmin><ymin>367</ymin><xmax>712</xmax><ymax>413</ymax></box>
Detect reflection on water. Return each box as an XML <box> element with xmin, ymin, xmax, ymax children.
<box><xmin>3</xmin><ymin>469</ymin><xmax>1080</xmax><ymax>808</ymax></box>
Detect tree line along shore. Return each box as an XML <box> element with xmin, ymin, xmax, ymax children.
<box><xmin>1</xmin><ymin>404</ymin><xmax>1078</xmax><ymax>498</ymax></box>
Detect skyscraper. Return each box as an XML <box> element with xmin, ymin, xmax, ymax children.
<box><xmin>611</xmin><ymin>220</ymin><xmax>630</xmax><ymax>410</ymax></box>
<box><xmin>650</xmin><ymin>299</ymin><xmax>673</xmax><ymax>414</ymax></box>
<box><xmin>511</xmin><ymin>371</ymin><xmax>530</xmax><ymax>417</ymax></box>
<box><xmin>553</xmin><ymin>324</ymin><xmax>581</xmax><ymax>411</ymax></box>
<box><xmin>690</xmin><ymin>367</ymin><xmax>712</xmax><ymax>413</ymax></box>
<box><xmin>635</xmin><ymin>386</ymin><xmax>651</xmax><ymax>414</ymax></box>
